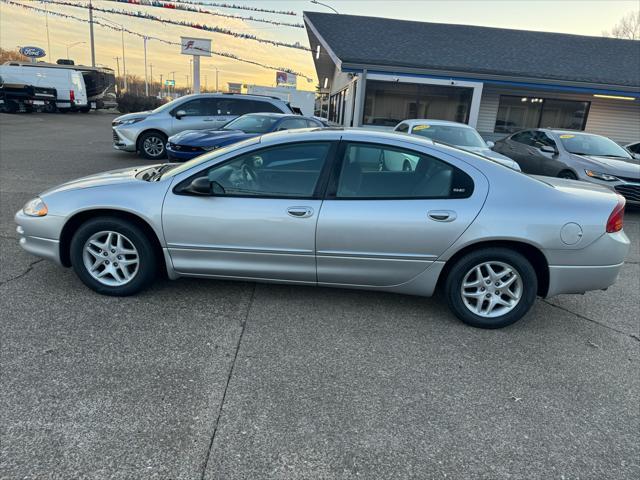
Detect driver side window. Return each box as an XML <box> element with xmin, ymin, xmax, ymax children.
<box><xmin>205</xmin><ymin>142</ymin><xmax>332</xmax><ymax>198</ymax></box>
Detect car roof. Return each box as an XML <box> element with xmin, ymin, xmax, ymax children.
<box><xmin>399</xmin><ymin>119</ymin><xmax>475</xmax><ymax>128</ymax></box>
<box><xmin>259</xmin><ymin>127</ymin><xmax>436</xmax><ymax>147</ymax></box>
<box><xmin>177</xmin><ymin>93</ymin><xmax>286</xmax><ymax>103</ymax></box>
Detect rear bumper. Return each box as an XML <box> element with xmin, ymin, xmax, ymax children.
<box><xmin>546</xmin><ymin>262</ymin><xmax>624</xmax><ymax>297</ymax></box>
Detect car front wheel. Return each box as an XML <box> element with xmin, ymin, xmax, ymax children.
<box><xmin>138</xmin><ymin>131</ymin><xmax>167</xmax><ymax>160</ymax></box>
<box><xmin>444</xmin><ymin>248</ymin><xmax>537</xmax><ymax>328</ymax></box>
<box><xmin>70</xmin><ymin>217</ymin><xmax>157</xmax><ymax>296</ymax></box>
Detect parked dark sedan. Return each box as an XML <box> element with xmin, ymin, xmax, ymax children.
<box><xmin>166</xmin><ymin>113</ymin><xmax>324</xmax><ymax>161</ymax></box>
<box><xmin>493</xmin><ymin>129</ymin><xmax>640</xmax><ymax>205</ymax></box>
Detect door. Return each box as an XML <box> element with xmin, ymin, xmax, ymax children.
<box><xmin>170</xmin><ymin>98</ymin><xmax>218</xmax><ymax>134</ymax></box>
<box><xmin>504</xmin><ymin>130</ymin><xmax>540</xmax><ymax>173</ymax></box>
<box><xmin>162</xmin><ymin>141</ymin><xmax>335</xmax><ymax>283</ymax></box>
<box><xmin>316</xmin><ymin>142</ymin><xmax>487</xmax><ymax>287</ymax></box>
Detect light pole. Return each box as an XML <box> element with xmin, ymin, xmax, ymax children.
<box><xmin>214</xmin><ymin>67</ymin><xmax>219</xmax><ymax>92</ymax></box>
<box><xmin>143</xmin><ymin>36</ymin><xmax>149</xmax><ymax>96</ymax></box>
<box><xmin>45</xmin><ymin>2</ymin><xmax>52</xmax><ymax>62</ymax></box>
<box><xmin>310</xmin><ymin>0</ymin><xmax>339</xmax><ymax>13</ymax></box>
<box><xmin>113</xmin><ymin>56</ymin><xmax>120</xmax><ymax>91</ymax></box>
<box><xmin>66</xmin><ymin>41</ymin><xmax>86</xmax><ymax>60</ymax></box>
<box><xmin>170</xmin><ymin>71</ymin><xmax>176</xmax><ymax>97</ymax></box>
<box><xmin>88</xmin><ymin>0</ymin><xmax>96</xmax><ymax>66</ymax></box>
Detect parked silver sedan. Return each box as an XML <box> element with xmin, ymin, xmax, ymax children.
<box><xmin>493</xmin><ymin>129</ymin><xmax>640</xmax><ymax>205</ymax></box>
<box><xmin>15</xmin><ymin>129</ymin><xmax>630</xmax><ymax>328</ymax></box>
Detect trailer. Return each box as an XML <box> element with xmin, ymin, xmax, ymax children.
<box><xmin>0</xmin><ymin>81</ymin><xmax>57</xmax><ymax>113</ymax></box>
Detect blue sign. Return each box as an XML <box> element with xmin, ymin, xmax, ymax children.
<box><xmin>20</xmin><ymin>46</ymin><xmax>46</xmax><ymax>58</ymax></box>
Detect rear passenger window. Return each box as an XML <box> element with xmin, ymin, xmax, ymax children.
<box><xmin>336</xmin><ymin>143</ymin><xmax>473</xmax><ymax>199</ymax></box>
<box><xmin>396</xmin><ymin>123</ymin><xmax>410</xmax><ymax>133</ymax></box>
<box><xmin>234</xmin><ymin>100</ymin><xmax>283</xmax><ymax>115</ymax></box>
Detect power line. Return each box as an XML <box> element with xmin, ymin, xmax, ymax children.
<box><xmin>39</xmin><ymin>0</ymin><xmax>310</xmax><ymax>51</ymax></box>
<box><xmin>3</xmin><ymin>0</ymin><xmax>315</xmax><ymax>81</ymax></box>
<box><xmin>104</xmin><ymin>0</ymin><xmax>304</xmax><ymax>28</ymax></box>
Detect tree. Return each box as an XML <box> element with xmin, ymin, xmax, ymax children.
<box><xmin>0</xmin><ymin>48</ymin><xmax>27</xmax><ymax>63</ymax></box>
<box><xmin>603</xmin><ymin>11</ymin><xmax>640</xmax><ymax>40</ymax></box>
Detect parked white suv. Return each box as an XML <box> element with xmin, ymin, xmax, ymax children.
<box><xmin>112</xmin><ymin>93</ymin><xmax>295</xmax><ymax>159</ymax></box>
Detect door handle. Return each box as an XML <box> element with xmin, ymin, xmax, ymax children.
<box><xmin>287</xmin><ymin>207</ymin><xmax>314</xmax><ymax>218</ymax></box>
<box><xmin>428</xmin><ymin>210</ymin><xmax>457</xmax><ymax>222</ymax></box>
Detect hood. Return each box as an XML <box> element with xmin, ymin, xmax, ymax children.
<box><xmin>113</xmin><ymin>111</ymin><xmax>152</xmax><ymax>124</ymax></box>
<box><xmin>464</xmin><ymin>146</ymin><xmax>521</xmax><ymax>171</ymax></box>
<box><xmin>40</xmin><ymin>164</ymin><xmax>161</xmax><ymax>197</ymax></box>
<box><xmin>169</xmin><ymin>129</ymin><xmax>255</xmax><ymax>147</ymax></box>
<box><xmin>572</xmin><ymin>154</ymin><xmax>640</xmax><ymax>178</ymax></box>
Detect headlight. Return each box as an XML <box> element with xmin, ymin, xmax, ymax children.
<box><xmin>585</xmin><ymin>170</ymin><xmax>618</xmax><ymax>182</ymax></box>
<box><xmin>23</xmin><ymin>197</ymin><xmax>48</xmax><ymax>217</ymax></box>
<box><xmin>202</xmin><ymin>145</ymin><xmax>221</xmax><ymax>152</ymax></box>
<box><xmin>112</xmin><ymin>118</ymin><xmax>145</xmax><ymax>127</ymax></box>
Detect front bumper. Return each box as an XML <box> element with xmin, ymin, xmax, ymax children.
<box><xmin>15</xmin><ymin>210</ymin><xmax>65</xmax><ymax>265</ymax></box>
<box><xmin>112</xmin><ymin>127</ymin><xmax>137</xmax><ymax>152</ymax></box>
<box><xmin>166</xmin><ymin>144</ymin><xmax>201</xmax><ymax>161</ymax></box>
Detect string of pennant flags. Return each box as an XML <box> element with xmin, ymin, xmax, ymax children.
<box><xmin>104</xmin><ymin>0</ymin><xmax>304</xmax><ymax>28</ymax></box>
<box><xmin>3</xmin><ymin>0</ymin><xmax>315</xmax><ymax>81</ymax></box>
<box><xmin>36</xmin><ymin>0</ymin><xmax>311</xmax><ymax>51</ymax></box>
<box><xmin>157</xmin><ymin>0</ymin><xmax>298</xmax><ymax>16</ymax></box>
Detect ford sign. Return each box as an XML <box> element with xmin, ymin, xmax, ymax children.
<box><xmin>20</xmin><ymin>46</ymin><xmax>46</xmax><ymax>58</ymax></box>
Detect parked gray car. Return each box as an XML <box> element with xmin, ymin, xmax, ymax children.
<box><xmin>112</xmin><ymin>93</ymin><xmax>294</xmax><ymax>160</ymax></box>
<box><xmin>16</xmin><ymin>129</ymin><xmax>629</xmax><ymax>328</ymax></box>
<box><xmin>394</xmin><ymin>119</ymin><xmax>521</xmax><ymax>171</ymax></box>
<box><xmin>493</xmin><ymin>129</ymin><xmax>640</xmax><ymax>205</ymax></box>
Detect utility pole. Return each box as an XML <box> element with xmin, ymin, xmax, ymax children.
<box><xmin>150</xmin><ymin>64</ymin><xmax>154</xmax><ymax>95</ymax></box>
<box><xmin>89</xmin><ymin>0</ymin><xmax>96</xmax><ymax>66</ymax></box>
<box><xmin>143</xmin><ymin>36</ymin><xmax>149</xmax><ymax>96</ymax></box>
<box><xmin>205</xmin><ymin>75</ymin><xmax>208</xmax><ymax>92</ymax></box>
<box><xmin>121</xmin><ymin>26</ymin><xmax>127</xmax><ymax>91</ymax></box>
<box><xmin>45</xmin><ymin>2</ymin><xmax>52</xmax><ymax>62</ymax></box>
<box><xmin>113</xmin><ymin>57</ymin><xmax>120</xmax><ymax>91</ymax></box>
<box><xmin>160</xmin><ymin>74</ymin><xmax>163</xmax><ymax>98</ymax></box>
<box><xmin>215</xmin><ymin>67</ymin><xmax>219</xmax><ymax>92</ymax></box>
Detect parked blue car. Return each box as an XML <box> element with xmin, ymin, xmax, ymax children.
<box><xmin>166</xmin><ymin>113</ymin><xmax>325</xmax><ymax>161</ymax></box>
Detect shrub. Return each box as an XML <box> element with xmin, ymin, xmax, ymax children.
<box><xmin>116</xmin><ymin>93</ymin><xmax>165</xmax><ymax>113</ymax></box>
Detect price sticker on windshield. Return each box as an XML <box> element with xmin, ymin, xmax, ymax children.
<box><xmin>559</xmin><ymin>134</ymin><xmax>575</xmax><ymax>139</ymax></box>
<box><xmin>413</xmin><ymin>125</ymin><xmax>430</xmax><ymax>131</ymax></box>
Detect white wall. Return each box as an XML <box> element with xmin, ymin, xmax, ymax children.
<box><xmin>477</xmin><ymin>85</ymin><xmax>640</xmax><ymax>143</ymax></box>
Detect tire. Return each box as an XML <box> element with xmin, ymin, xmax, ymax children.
<box><xmin>558</xmin><ymin>170</ymin><xmax>577</xmax><ymax>180</ymax></box>
<box><xmin>444</xmin><ymin>248</ymin><xmax>537</xmax><ymax>329</ymax></box>
<box><xmin>138</xmin><ymin>131</ymin><xmax>167</xmax><ymax>160</ymax></box>
<box><xmin>70</xmin><ymin>217</ymin><xmax>157</xmax><ymax>296</ymax></box>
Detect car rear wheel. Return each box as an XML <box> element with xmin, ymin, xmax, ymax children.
<box><xmin>444</xmin><ymin>248</ymin><xmax>537</xmax><ymax>328</ymax></box>
<box><xmin>70</xmin><ymin>217</ymin><xmax>157</xmax><ymax>296</ymax></box>
<box><xmin>138</xmin><ymin>131</ymin><xmax>167</xmax><ymax>160</ymax></box>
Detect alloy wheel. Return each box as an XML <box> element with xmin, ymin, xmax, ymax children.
<box><xmin>82</xmin><ymin>231</ymin><xmax>139</xmax><ymax>287</ymax></box>
<box><xmin>143</xmin><ymin>136</ymin><xmax>165</xmax><ymax>157</ymax></box>
<box><xmin>460</xmin><ymin>261</ymin><xmax>523</xmax><ymax>318</ymax></box>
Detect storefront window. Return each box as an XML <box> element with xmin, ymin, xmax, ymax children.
<box><xmin>495</xmin><ymin>95</ymin><xmax>590</xmax><ymax>133</ymax></box>
<box><xmin>363</xmin><ymin>80</ymin><xmax>473</xmax><ymax>126</ymax></box>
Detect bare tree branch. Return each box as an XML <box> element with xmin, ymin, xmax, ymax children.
<box><xmin>603</xmin><ymin>10</ymin><xmax>640</xmax><ymax>40</ymax></box>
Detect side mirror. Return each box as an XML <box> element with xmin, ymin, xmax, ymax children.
<box><xmin>188</xmin><ymin>176</ymin><xmax>212</xmax><ymax>194</ymax></box>
<box><xmin>486</xmin><ymin>141</ymin><xmax>495</xmax><ymax>149</ymax></box>
<box><xmin>540</xmin><ymin>145</ymin><xmax>557</xmax><ymax>154</ymax></box>
<box><xmin>175</xmin><ymin>109</ymin><xmax>187</xmax><ymax>120</ymax></box>
<box><xmin>185</xmin><ymin>176</ymin><xmax>225</xmax><ymax>195</ymax></box>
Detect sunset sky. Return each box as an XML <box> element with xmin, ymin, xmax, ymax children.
<box><xmin>1</xmin><ymin>0</ymin><xmax>637</xmax><ymax>91</ymax></box>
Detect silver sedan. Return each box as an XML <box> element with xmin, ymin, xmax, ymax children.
<box><xmin>15</xmin><ymin>129</ymin><xmax>630</xmax><ymax>328</ymax></box>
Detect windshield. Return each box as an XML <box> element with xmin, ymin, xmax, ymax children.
<box><xmin>411</xmin><ymin>124</ymin><xmax>486</xmax><ymax>148</ymax></box>
<box><xmin>222</xmin><ymin>115</ymin><xmax>280</xmax><ymax>134</ymax></box>
<box><xmin>160</xmin><ymin>136</ymin><xmax>261</xmax><ymax>180</ymax></box>
<box><xmin>559</xmin><ymin>133</ymin><xmax>632</xmax><ymax>158</ymax></box>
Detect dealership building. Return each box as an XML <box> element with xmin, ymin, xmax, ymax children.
<box><xmin>304</xmin><ymin>12</ymin><xmax>640</xmax><ymax>143</ymax></box>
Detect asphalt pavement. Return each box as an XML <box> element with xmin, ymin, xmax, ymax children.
<box><xmin>0</xmin><ymin>112</ymin><xmax>638</xmax><ymax>479</ymax></box>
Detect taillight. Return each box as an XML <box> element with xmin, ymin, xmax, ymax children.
<box><xmin>606</xmin><ymin>195</ymin><xmax>626</xmax><ymax>233</ymax></box>
<box><xmin>70</xmin><ymin>89</ymin><xmax>75</xmax><ymax>103</ymax></box>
